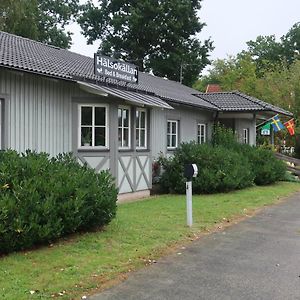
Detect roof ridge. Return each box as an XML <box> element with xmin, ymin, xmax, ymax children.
<box><xmin>233</xmin><ymin>91</ymin><xmax>268</xmax><ymax>109</ymax></box>
<box><xmin>195</xmin><ymin>91</ymin><xmax>234</xmax><ymax>95</ymax></box>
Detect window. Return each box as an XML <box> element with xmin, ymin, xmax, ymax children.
<box><xmin>243</xmin><ymin>128</ymin><xmax>249</xmax><ymax>144</ymax></box>
<box><xmin>78</xmin><ymin>104</ymin><xmax>108</xmax><ymax>148</ymax></box>
<box><xmin>167</xmin><ymin>120</ymin><xmax>178</xmax><ymax>149</ymax></box>
<box><xmin>118</xmin><ymin>106</ymin><xmax>131</xmax><ymax>148</ymax></box>
<box><xmin>197</xmin><ymin>123</ymin><xmax>206</xmax><ymax>144</ymax></box>
<box><xmin>136</xmin><ymin>109</ymin><xmax>147</xmax><ymax>149</ymax></box>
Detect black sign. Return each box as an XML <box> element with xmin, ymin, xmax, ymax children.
<box><xmin>94</xmin><ymin>54</ymin><xmax>139</xmax><ymax>84</ymax></box>
<box><xmin>184</xmin><ymin>164</ymin><xmax>198</xmax><ymax>181</ymax></box>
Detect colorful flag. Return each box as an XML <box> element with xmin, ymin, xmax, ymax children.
<box><xmin>271</xmin><ymin>115</ymin><xmax>285</xmax><ymax>132</ymax></box>
<box><xmin>284</xmin><ymin>119</ymin><xmax>295</xmax><ymax>136</ymax></box>
<box><xmin>261</xmin><ymin>122</ymin><xmax>271</xmax><ymax>136</ymax></box>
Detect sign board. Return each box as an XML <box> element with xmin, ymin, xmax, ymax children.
<box><xmin>94</xmin><ymin>54</ymin><xmax>139</xmax><ymax>84</ymax></box>
<box><xmin>261</xmin><ymin>128</ymin><xmax>270</xmax><ymax>136</ymax></box>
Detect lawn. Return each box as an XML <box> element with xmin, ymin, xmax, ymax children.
<box><xmin>1</xmin><ymin>182</ymin><xmax>300</xmax><ymax>299</ymax></box>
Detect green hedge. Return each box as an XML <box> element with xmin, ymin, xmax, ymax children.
<box><xmin>158</xmin><ymin>126</ymin><xmax>286</xmax><ymax>194</ymax></box>
<box><xmin>0</xmin><ymin>150</ymin><xmax>118</xmax><ymax>254</ymax></box>
<box><xmin>242</xmin><ymin>146</ymin><xmax>286</xmax><ymax>185</ymax></box>
<box><xmin>159</xmin><ymin>143</ymin><xmax>254</xmax><ymax>194</ymax></box>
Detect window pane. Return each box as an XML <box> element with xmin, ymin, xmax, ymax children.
<box><xmin>136</xmin><ymin>129</ymin><xmax>139</xmax><ymax>147</ymax></box>
<box><xmin>81</xmin><ymin>107</ymin><xmax>92</xmax><ymax>125</ymax></box>
<box><xmin>167</xmin><ymin>122</ymin><xmax>171</xmax><ymax>134</ymax></box>
<box><xmin>172</xmin><ymin>135</ymin><xmax>176</xmax><ymax>147</ymax></box>
<box><xmin>81</xmin><ymin>127</ymin><xmax>92</xmax><ymax>146</ymax></box>
<box><xmin>140</xmin><ymin>111</ymin><xmax>146</xmax><ymax>128</ymax></box>
<box><xmin>136</xmin><ymin>110</ymin><xmax>140</xmax><ymax>128</ymax></box>
<box><xmin>123</xmin><ymin>109</ymin><xmax>129</xmax><ymax>127</ymax></box>
<box><xmin>167</xmin><ymin>134</ymin><xmax>171</xmax><ymax>147</ymax></box>
<box><xmin>172</xmin><ymin>122</ymin><xmax>177</xmax><ymax>133</ymax></box>
<box><xmin>95</xmin><ymin>127</ymin><xmax>106</xmax><ymax>146</ymax></box>
<box><xmin>118</xmin><ymin>128</ymin><xmax>122</xmax><ymax>147</ymax></box>
<box><xmin>123</xmin><ymin>128</ymin><xmax>129</xmax><ymax>147</ymax></box>
<box><xmin>118</xmin><ymin>108</ymin><xmax>122</xmax><ymax>127</ymax></box>
<box><xmin>95</xmin><ymin>107</ymin><xmax>106</xmax><ymax>126</ymax></box>
<box><xmin>140</xmin><ymin>129</ymin><xmax>146</xmax><ymax>147</ymax></box>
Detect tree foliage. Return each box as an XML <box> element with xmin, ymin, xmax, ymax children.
<box><xmin>244</xmin><ymin>22</ymin><xmax>300</xmax><ymax>76</ymax></box>
<box><xmin>194</xmin><ymin>22</ymin><xmax>300</xmax><ymax>119</ymax></box>
<box><xmin>0</xmin><ymin>0</ymin><xmax>79</xmax><ymax>48</ymax></box>
<box><xmin>78</xmin><ymin>0</ymin><xmax>213</xmax><ymax>86</ymax></box>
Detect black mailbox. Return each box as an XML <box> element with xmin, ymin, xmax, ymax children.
<box><xmin>184</xmin><ymin>164</ymin><xmax>198</xmax><ymax>181</ymax></box>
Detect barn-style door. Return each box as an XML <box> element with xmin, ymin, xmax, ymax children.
<box><xmin>118</xmin><ymin>154</ymin><xmax>151</xmax><ymax>194</ymax></box>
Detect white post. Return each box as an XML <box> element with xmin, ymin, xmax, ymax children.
<box><xmin>186</xmin><ymin>181</ymin><xmax>193</xmax><ymax>227</ymax></box>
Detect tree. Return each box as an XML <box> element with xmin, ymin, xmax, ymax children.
<box><xmin>193</xmin><ymin>54</ymin><xmax>258</xmax><ymax>94</ymax></box>
<box><xmin>78</xmin><ymin>0</ymin><xmax>213</xmax><ymax>86</ymax></box>
<box><xmin>0</xmin><ymin>0</ymin><xmax>79</xmax><ymax>48</ymax></box>
<box><xmin>281</xmin><ymin>22</ymin><xmax>300</xmax><ymax>65</ymax></box>
<box><xmin>245</xmin><ymin>35</ymin><xmax>284</xmax><ymax>76</ymax></box>
<box><xmin>243</xmin><ymin>22</ymin><xmax>300</xmax><ymax>77</ymax></box>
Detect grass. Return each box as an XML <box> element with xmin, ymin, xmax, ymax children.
<box><xmin>1</xmin><ymin>182</ymin><xmax>300</xmax><ymax>299</ymax></box>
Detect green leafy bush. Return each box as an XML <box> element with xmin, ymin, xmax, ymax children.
<box><xmin>245</xmin><ymin>146</ymin><xmax>286</xmax><ymax>185</ymax></box>
<box><xmin>158</xmin><ymin>142</ymin><xmax>254</xmax><ymax>194</ymax></box>
<box><xmin>158</xmin><ymin>124</ymin><xmax>287</xmax><ymax>194</ymax></box>
<box><xmin>0</xmin><ymin>150</ymin><xmax>118</xmax><ymax>254</ymax></box>
<box><xmin>211</xmin><ymin>123</ymin><xmax>238</xmax><ymax>148</ymax></box>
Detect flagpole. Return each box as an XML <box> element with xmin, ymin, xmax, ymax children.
<box><xmin>256</xmin><ymin>114</ymin><xmax>278</xmax><ymax>129</ymax></box>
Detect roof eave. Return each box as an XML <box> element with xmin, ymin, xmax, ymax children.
<box><xmin>161</xmin><ymin>97</ymin><xmax>220</xmax><ymax>112</ymax></box>
<box><xmin>0</xmin><ymin>64</ymin><xmax>74</xmax><ymax>83</ymax></box>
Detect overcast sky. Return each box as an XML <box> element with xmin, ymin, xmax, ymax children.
<box><xmin>67</xmin><ymin>0</ymin><xmax>300</xmax><ymax>63</ymax></box>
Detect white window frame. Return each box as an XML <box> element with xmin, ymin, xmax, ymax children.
<box><xmin>243</xmin><ymin>128</ymin><xmax>249</xmax><ymax>144</ymax></box>
<box><xmin>167</xmin><ymin>120</ymin><xmax>178</xmax><ymax>149</ymax></box>
<box><xmin>197</xmin><ymin>123</ymin><xmax>206</xmax><ymax>144</ymax></box>
<box><xmin>78</xmin><ymin>104</ymin><xmax>109</xmax><ymax>149</ymax></box>
<box><xmin>118</xmin><ymin>105</ymin><xmax>131</xmax><ymax>149</ymax></box>
<box><xmin>136</xmin><ymin>108</ymin><xmax>147</xmax><ymax>149</ymax></box>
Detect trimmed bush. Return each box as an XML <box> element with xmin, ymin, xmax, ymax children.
<box><xmin>158</xmin><ymin>127</ymin><xmax>287</xmax><ymax>194</ymax></box>
<box><xmin>159</xmin><ymin>142</ymin><xmax>254</xmax><ymax>194</ymax></box>
<box><xmin>244</xmin><ymin>146</ymin><xmax>286</xmax><ymax>185</ymax></box>
<box><xmin>0</xmin><ymin>150</ymin><xmax>118</xmax><ymax>254</ymax></box>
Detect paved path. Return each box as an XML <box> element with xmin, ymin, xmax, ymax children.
<box><xmin>89</xmin><ymin>193</ymin><xmax>300</xmax><ymax>300</ymax></box>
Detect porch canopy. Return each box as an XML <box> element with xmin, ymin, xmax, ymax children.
<box><xmin>194</xmin><ymin>91</ymin><xmax>293</xmax><ymax>121</ymax></box>
<box><xmin>77</xmin><ymin>81</ymin><xmax>173</xmax><ymax>110</ymax></box>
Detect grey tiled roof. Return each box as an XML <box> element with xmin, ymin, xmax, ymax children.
<box><xmin>0</xmin><ymin>31</ymin><xmax>216</xmax><ymax>110</ymax></box>
<box><xmin>0</xmin><ymin>31</ymin><xmax>292</xmax><ymax>116</ymax></box>
<box><xmin>195</xmin><ymin>91</ymin><xmax>293</xmax><ymax>116</ymax></box>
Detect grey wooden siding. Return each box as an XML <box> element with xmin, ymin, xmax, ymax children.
<box><xmin>0</xmin><ymin>68</ymin><xmax>256</xmax><ymax>195</ymax></box>
<box><xmin>218</xmin><ymin>113</ymin><xmax>256</xmax><ymax>146</ymax></box>
<box><xmin>151</xmin><ymin>106</ymin><xmax>215</xmax><ymax>158</ymax></box>
<box><xmin>0</xmin><ymin>69</ymin><xmax>152</xmax><ymax>194</ymax></box>
<box><xmin>235</xmin><ymin>117</ymin><xmax>256</xmax><ymax>145</ymax></box>
<box><xmin>0</xmin><ymin>69</ymin><xmax>75</xmax><ymax>156</ymax></box>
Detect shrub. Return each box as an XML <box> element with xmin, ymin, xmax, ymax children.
<box><xmin>0</xmin><ymin>150</ymin><xmax>118</xmax><ymax>254</ymax></box>
<box><xmin>158</xmin><ymin>138</ymin><xmax>287</xmax><ymax>194</ymax></box>
<box><xmin>212</xmin><ymin>124</ymin><xmax>286</xmax><ymax>186</ymax></box>
<box><xmin>245</xmin><ymin>147</ymin><xmax>286</xmax><ymax>185</ymax></box>
<box><xmin>211</xmin><ymin>123</ymin><xmax>238</xmax><ymax>148</ymax></box>
<box><xmin>158</xmin><ymin>142</ymin><xmax>254</xmax><ymax>194</ymax></box>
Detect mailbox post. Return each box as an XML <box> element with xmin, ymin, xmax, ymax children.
<box><xmin>184</xmin><ymin>164</ymin><xmax>198</xmax><ymax>227</ymax></box>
